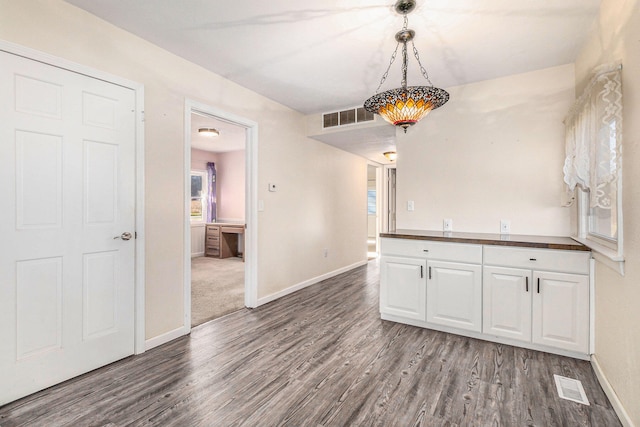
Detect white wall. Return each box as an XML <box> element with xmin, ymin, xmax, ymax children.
<box><xmin>191</xmin><ymin>148</ymin><xmax>245</xmax><ymax>223</ymax></box>
<box><xmin>574</xmin><ymin>0</ymin><xmax>640</xmax><ymax>424</ymax></box>
<box><xmin>191</xmin><ymin>148</ymin><xmax>220</xmax><ymax>172</ymax></box>
<box><xmin>216</xmin><ymin>150</ymin><xmax>245</xmax><ymax>223</ymax></box>
<box><xmin>0</xmin><ymin>0</ymin><xmax>368</xmax><ymax>340</ymax></box>
<box><xmin>396</xmin><ymin>64</ymin><xmax>575</xmax><ymax>236</ymax></box>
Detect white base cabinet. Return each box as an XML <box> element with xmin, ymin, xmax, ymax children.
<box><xmin>380</xmin><ymin>256</ymin><xmax>426</xmax><ymax>321</ymax></box>
<box><xmin>427</xmin><ymin>260</ymin><xmax>482</xmax><ymax>332</ymax></box>
<box><xmin>380</xmin><ymin>238</ymin><xmax>483</xmax><ymax>332</ymax></box>
<box><xmin>380</xmin><ymin>237</ymin><xmax>592</xmax><ymax>359</ymax></box>
<box><xmin>483</xmin><ymin>267</ymin><xmax>589</xmax><ymax>354</ymax></box>
<box><xmin>532</xmin><ymin>271</ymin><xmax>589</xmax><ymax>353</ymax></box>
<box><xmin>483</xmin><ymin>266</ymin><xmax>532</xmax><ymax>342</ymax></box>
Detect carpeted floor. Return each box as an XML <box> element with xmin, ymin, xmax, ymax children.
<box><xmin>191</xmin><ymin>256</ymin><xmax>245</xmax><ymax>327</ymax></box>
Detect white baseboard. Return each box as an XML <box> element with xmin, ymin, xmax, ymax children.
<box><xmin>257</xmin><ymin>260</ymin><xmax>368</xmax><ymax>306</ymax></box>
<box><xmin>144</xmin><ymin>325</ymin><xmax>189</xmax><ymax>351</ymax></box>
<box><xmin>191</xmin><ymin>251</ymin><xmax>204</xmax><ymax>258</ymax></box>
<box><xmin>591</xmin><ymin>355</ymin><xmax>635</xmax><ymax>427</ymax></box>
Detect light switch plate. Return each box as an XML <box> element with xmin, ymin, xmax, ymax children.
<box><xmin>443</xmin><ymin>218</ymin><xmax>453</xmax><ymax>231</ymax></box>
<box><xmin>407</xmin><ymin>200</ymin><xmax>414</xmax><ymax>211</ymax></box>
<box><xmin>500</xmin><ymin>220</ymin><xmax>511</xmax><ymax>234</ymax></box>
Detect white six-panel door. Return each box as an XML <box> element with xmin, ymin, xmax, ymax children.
<box><xmin>0</xmin><ymin>50</ymin><xmax>136</xmax><ymax>405</ymax></box>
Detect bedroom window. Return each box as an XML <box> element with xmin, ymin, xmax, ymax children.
<box><xmin>190</xmin><ymin>170</ymin><xmax>207</xmax><ymax>223</ymax></box>
<box><xmin>563</xmin><ymin>63</ymin><xmax>624</xmax><ymax>271</ymax></box>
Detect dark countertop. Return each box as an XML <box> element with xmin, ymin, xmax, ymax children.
<box><xmin>380</xmin><ymin>229</ymin><xmax>589</xmax><ymax>251</ymax></box>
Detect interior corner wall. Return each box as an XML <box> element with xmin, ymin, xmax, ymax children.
<box><xmin>0</xmin><ymin>0</ymin><xmax>368</xmax><ymax>342</ymax></box>
<box><xmin>191</xmin><ymin>148</ymin><xmax>220</xmax><ymax>172</ymax></box>
<box><xmin>574</xmin><ymin>0</ymin><xmax>640</xmax><ymax>424</ymax></box>
<box><xmin>257</xmin><ymin>123</ymin><xmax>368</xmax><ymax>299</ymax></box>
<box><xmin>395</xmin><ymin>64</ymin><xmax>575</xmax><ymax>235</ymax></box>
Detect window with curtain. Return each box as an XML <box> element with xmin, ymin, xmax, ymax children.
<box><xmin>563</xmin><ymin>63</ymin><xmax>623</xmax><ymax>258</ymax></box>
<box><xmin>190</xmin><ymin>170</ymin><xmax>207</xmax><ymax>223</ymax></box>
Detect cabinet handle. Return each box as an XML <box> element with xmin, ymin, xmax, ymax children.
<box><xmin>529</xmin><ymin>258</ymin><xmax>537</xmax><ymax>261</ymax></box>
<box><xmin>420</xmin><ymin>266</ymin><xmax>423</xmax><ymax>278</ymax></box>
<box><xmin>537</xmin><ymin>278</ymin><xmax>540</xmax><ymax>293</ymax></box>
<box><xmin>525</xmin><ymin>276</ymin><xmax>529</xmax><ymax>292</ymax></box>
<box><xmin>428</xmin><ymin>266</ymin><xmax>432</xmax><ymax>280</ymax></box>
<box><xmin>423</xmin><ymin>249</ymin><xmax>429</xmax><ymax>252</ymax></box>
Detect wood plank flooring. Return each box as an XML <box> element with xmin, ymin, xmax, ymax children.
<box><xmin>0</xmin><ymin>261</ymin><xmax>621</xmax><ymax>426</ymax></box>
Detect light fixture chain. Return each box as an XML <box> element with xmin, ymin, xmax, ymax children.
<box><xmin>411</xmin><ymin>40</ymin><xmax>434</xmax><ymax>86</ymax></box>
<box><xmin>375</xmin><ymin>42</ymin><xmax>400</xmax><ymax>93</ymax></box>
<box><xmin>401</xmin><ymin>42</ymin><xmax>408</xmax><ymax>88</ymax></box>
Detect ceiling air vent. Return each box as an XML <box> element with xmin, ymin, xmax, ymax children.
<box><xmin>323</xmin><ymin>107</ymin><xmax>374</xmax><ymax>129</ymax></box>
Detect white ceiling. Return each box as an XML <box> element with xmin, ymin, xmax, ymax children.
<box><xmin>65</xmin><ymin>0</ymin><xmax>599</xmax><ymax>161</ymax></box>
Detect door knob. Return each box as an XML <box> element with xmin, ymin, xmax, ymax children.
<box><xmin>114</xmin><ymin>232</ymin><xmax>132</xmax><ymax>241</ymax></box>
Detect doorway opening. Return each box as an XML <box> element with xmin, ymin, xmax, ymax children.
<box><xmin>367</xmin><ymin>164</ymin><xmax>381</xmax><ymax>259</ymax></box>
<box><xmin>189</xmin><ymin>112</ymin><xmax>246</xmax><ymax>327</ymax></box>
<box><xmin>184</xmin><ymin>100</ymin><xmax>258</xmax><ymax>332</ymax></box>
<box><xmin>386</xmin><ymin>167</ymin><xmax>397</xmax><ymax>232</ymax></box>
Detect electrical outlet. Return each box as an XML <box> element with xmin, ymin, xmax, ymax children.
<box><xmin>407</xmin><ymin>200</ymin><xmax>414</xmax><ymax>211</ymax></box>
<box><xmin>500</xmin><ymin>220</ymin><xmax>511</xmax><ymax>234</ymax></box>
<box><xmin>443</xmin><ymin>218</ymin><xmax>453</xmax><ymax>231</ymax></box>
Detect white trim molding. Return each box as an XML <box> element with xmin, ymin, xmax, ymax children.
<box><xmin>591</xmin><ymin>355</ymin><xmax>635</xmax><ymax>427</ymax></box>
<box><xmin>144</xmin><ymin>326</ymin><xmax>188</xmax><ymax>352</ymax></box>
<box><xmin>257</xmin><ymin>261</ymin><xmax>368</xmax><ymax>306</ymax></box>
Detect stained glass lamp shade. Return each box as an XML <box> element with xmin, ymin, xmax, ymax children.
<box><xmin>364</xmin><ymin>0</ymin><xmax>449</xmax><ymax>132</ymax></box>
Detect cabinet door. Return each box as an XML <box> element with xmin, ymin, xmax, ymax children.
<box><xmin>483</xmin><ymin>266</ymin><xmax>532</xmax><ymax>342</ymax></box>
<box><xmin>380</xmin><ymin>257</ymin><xmax>427</xmax><ymax>321</ymax></box>
<box><xmin>426</xmin><ymin>261</ymin><xmax>482</xmax><ymax>332</ymax></box>
<box><xmin>532</xmin><ymin>271</ymin><xmax>589</xmax><ymax>353</ymax></box>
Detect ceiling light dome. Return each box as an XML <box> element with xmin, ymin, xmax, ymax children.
<box><xmin>198</xmin><ymin>128</ymin><xmax>220</xmax><ymax>137</ymax></box>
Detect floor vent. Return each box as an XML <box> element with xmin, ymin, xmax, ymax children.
<box><xmin>323</xmin><ymin>107</ymin><xmax>374</xmax><ymax>129</ymax></box>
<box><xmin>554</xmin><ymin>374</ymin><xmax>590</xmax><ymax>405</ymax></box>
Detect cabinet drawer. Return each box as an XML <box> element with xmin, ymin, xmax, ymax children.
<box><xmin>221</xmin><ymin>226</ymin><xmax>244</xmax><ymax>234</ymax></box>
<box><xmin>483</xmin><ymin>246</ymin><xmax>590</xmax><ymax>274</ymax></box>
<box><xmin>381</xmin><ymin>238</ymin><xmax>482</xmax><ymax>264</ymax></box>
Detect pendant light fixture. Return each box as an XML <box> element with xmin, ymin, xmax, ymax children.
<box><xmin>364</xmin><ymin>0</ymin><xmax>449</xmax><ymax>133</ymax></box>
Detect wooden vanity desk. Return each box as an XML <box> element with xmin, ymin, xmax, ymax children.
<box><xmin>205</xmin><ymin>223</ymin><xmax>245</xmax><ymax>260</ymax></box>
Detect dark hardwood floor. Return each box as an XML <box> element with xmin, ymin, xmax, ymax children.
<box><xmin>0</xmin><ymin>261</ymin><xmax>621</xmax><ymax>426</ymax></box>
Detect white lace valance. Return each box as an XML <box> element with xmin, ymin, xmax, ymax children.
<box><xmin>563</xmin><ymin>64</ymin><xmax>622</xmax><ymax>207</ymax></box>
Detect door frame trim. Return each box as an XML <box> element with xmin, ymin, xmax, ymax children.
<box><xmin>183</xmin><ymin>99</ymin><xmax>259</xmax><ymax>332</ymax></box>
<box><xmin>0</xmin><ymin>40</ymin><xmax>147</xmax><ymax>354</ymax></box>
